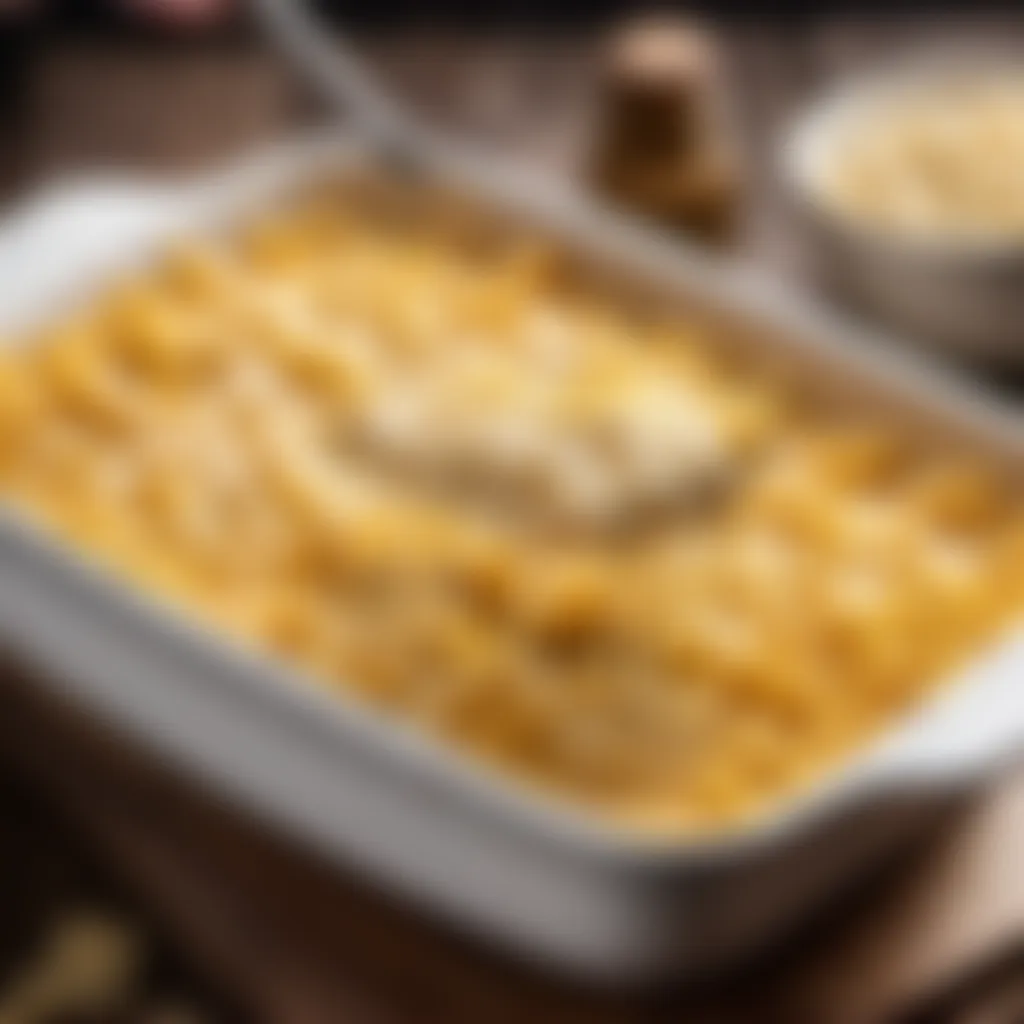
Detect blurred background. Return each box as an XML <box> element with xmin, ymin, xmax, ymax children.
<box><xmin>0</xmin><ymin>2</ymin><xmax>1023</xmax><ymax>1023</ymax></box>
<box><xmin>4</xmin><ymin>3</ymin><xmax>1024</xmax><ymax>280</ymax></box>
<box><xmin>0</xmin><ymin>1</ymin><xmax>1013</xmax><ymax>248</ymax></box>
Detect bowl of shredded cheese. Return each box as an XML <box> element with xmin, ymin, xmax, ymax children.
<box><xmin>785</xmin><ymin>56</ymin><xmax>1024</xmax><ymax>362</ymax></box>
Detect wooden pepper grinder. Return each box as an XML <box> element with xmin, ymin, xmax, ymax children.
<box><xmin>589</xmin><ymin>16</ymin><xmax>740</xmax><ymax>243</ymax></box>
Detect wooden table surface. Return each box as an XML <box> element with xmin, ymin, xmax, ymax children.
<box><xmin>2</xmin><ymin>17</ymin><xmax>1024</xmax><ymax>1024</ymax></box>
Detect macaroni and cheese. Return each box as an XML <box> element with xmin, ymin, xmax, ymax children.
<box><xmin>0</xmin><ymin>184</ymin><xmax>1019</xmax><ymax>831</ymax></box>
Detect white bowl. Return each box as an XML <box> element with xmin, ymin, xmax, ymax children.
<box><xmin>783</xmin><ymin>58</ymin><xmax>1024</xmax><ymax>365</ymax></box>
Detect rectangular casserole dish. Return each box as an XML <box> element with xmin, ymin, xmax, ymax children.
<box><xmin>0</xmin><ymin>135</ymin><xmax>1021</xmax><ymax>984</ymax></box>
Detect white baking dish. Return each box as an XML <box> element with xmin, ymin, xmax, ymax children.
<box><xmin>0</xmin><ymin>136</ymin><xmax>1022</xmax><ymax>984</ymax></box>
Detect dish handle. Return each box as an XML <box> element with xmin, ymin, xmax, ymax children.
<box><xmin>0</xmin><ymin>179</ymin><xmax>188</xmax><ymax>333</ymax></box>
<box><xmin>856</xmin><ymin>635</ymin><xmax>1024</xmax><ymax>795</ymax></box>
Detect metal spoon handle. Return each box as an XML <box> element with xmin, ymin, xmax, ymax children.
<box><xmin>251</xmin><ymin>0</ymin><xmax>438</xmax><ymax>168</ymax></box>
